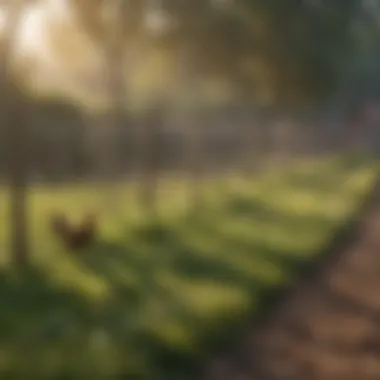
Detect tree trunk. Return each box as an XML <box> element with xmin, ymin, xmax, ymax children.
<box><xmin>100</xmin><ymin>2</ymin><xmax>127</xmax><ymax>214</ymax></box>
<box><xmin>83</xmin><ymin>111</ymin><xmax>122</xmax><ymax>215</ymax></box>
<box><xmin>185</xmin><ymin>115</ymin><xmax>203</xmax><ymax>209</ymax></box>
<box><xmin>138</xmin><ymin>104</ymin><xmax>164</xmax><ymax>217</ymax></box>
<box><xmin>0</xmin><ymin>1</ymin><xmax>30</xmax><ymax>269</ymax></box>
<box><xmin>7</xmin><ymin>87</ymin><xmax>30</xmax><ymax>269</ymax></box>
<box><xmin>273</xmin><ymin>116</ymin><xmax>294</xmax><ymax>166</ymax></box>
<box><xmin>241</xmin><ymin>115</ymin><xmax>261</xmax><ymax>178</ymax></box>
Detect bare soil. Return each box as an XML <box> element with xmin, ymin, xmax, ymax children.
<box><xmin>202</xmin><ymin>177</ymin><xmax>380</xmax><ymax>380</ymax></box>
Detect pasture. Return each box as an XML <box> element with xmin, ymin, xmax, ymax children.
<box><xmin>0</xmin><ymin>156</ymin><xmax>377</xmax><ymax>379</ymax></box>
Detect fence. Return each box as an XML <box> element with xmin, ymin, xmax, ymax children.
<box><xmin>1</xmin><ymin>97</ymin><xmax>371</xmax><ymax>183</ymax></box>
<box><xmin>0</xmin><ymin>90</ymin><xmax>379</xmax><ymax>267</ymax></box>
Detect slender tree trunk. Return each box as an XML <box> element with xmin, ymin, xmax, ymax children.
<box><xmin>0</xmin><ymin>1</ymin><xmax>30</xmax><ymax>269</ymax></box>
<box><xmin>241</xmin><ymin>115</ymin><xmax>260</xmax><ymax>178</ymax></box>
<box><xmin>83</xmin><ymin>112</ymin><xmax>107</xmax><ymax>180</ymax></box>
<box><xmin>273</xmin><ymin>115</ymin><xmax>294</xmax><ymax>166</ymax></box>
<box><xmin>138</xmin><ymin>104</ymin><xmax>164</xmax><ymax>217</ymax></box>
<box><xmin>185</xmin><ymin>115</ymin><xmax>203</xmax><ymax>209</ymax></box>
<box><xmin>7</xmin><ymin>88</ymin><xmax>30</xmax><ymax>269</ymax></box>
<box><xmin>99</xmin><ymin>2</ymin><xmax>127</xmax><ymax>213</ymax></box>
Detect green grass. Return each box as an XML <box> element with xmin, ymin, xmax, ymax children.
<box><xmin>0</xmin><ymin>156</ymin><xmax>378</xmax><ymax>379</ymax></box>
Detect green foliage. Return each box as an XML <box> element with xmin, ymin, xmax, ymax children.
<box><xmin>71</xmin><ymin>0</ymin><xmax>364</xmax><ymax>107</ymax></box>
<box><xmin>0</xmin><ymin>156</ymin><xmax>377</xmax><ymax>378</ymax></box>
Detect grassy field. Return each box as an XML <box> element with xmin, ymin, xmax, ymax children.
<box><xmin>0</xmin><ymin>156</ymin><xmax>378</xmax><ymax>379</ymax></box>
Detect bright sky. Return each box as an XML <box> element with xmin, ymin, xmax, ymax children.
<box><xmin>0</xmin><ymin>0</ymin><xmax>174</xmax><ymax>108</ymax></box>
<box><xmin>0</xmin><ymin>0</ymin><xmax>107</xmax><ymax>103</ymax></box>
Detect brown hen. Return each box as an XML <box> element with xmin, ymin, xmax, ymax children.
<box><xmin>50</xmin><ymin>212</ymin><xmax>97</xmax><ymax>251</ymax></box>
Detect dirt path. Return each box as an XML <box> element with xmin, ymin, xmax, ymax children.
<box><xmin>202</xmin><ymin>176</ymin><xmax>380</xmax><ymax>380</ymax></box>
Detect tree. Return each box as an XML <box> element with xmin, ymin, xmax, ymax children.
<box><xmin>162</xmin><ymin>0</ymin><xmax>363</xmax><ymax>107</ymax></box>
<box><xmin>0</xmin><ymin>0</ymin><xmax>31</xmax><ymax>268</ymax></box>
<box><xmin>64</xmin><ymin>0</ymin><xmax>366</xmax><ymax>209</ymax></box>
<box><xmin>51</xmin><ymin>1</ymin><xmax>365</xmax><ymax>107</ymax></box>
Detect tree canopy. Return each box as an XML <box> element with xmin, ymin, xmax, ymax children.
<box><xmin>1</xmin><ymin>0</ymin><xmax>368</xmax><ymax>109</ymax></box>
<box><xmin>72</xmin><ymin>0</ymin><xmax>366</xmax><ymax>108</ymax></box>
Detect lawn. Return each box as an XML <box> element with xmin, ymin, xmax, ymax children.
<box><xmin>0</xmin><ymin>156</ymin><xmax>377</xmax><ymax>379</ymax></box>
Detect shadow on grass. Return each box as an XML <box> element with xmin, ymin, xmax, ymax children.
<box><xmin>276</xmin><ymin>156</ymin><xmax>378</xmax><ymax>195</ymax></box>
<box><xmin>72</xmin><ymin>197</ymin><xmax>354</xmax><ymax>378</ymax></box>
<box><xmin>222</xmin><ymin>194</ymin><xmax>341</xmax><ymax>229</ymax></box>
<box><xmin>0</xmin><ymin>267</ymin><xmax>89</xmax><ymax>335</ymax></box>
<box><xmin>0</xmin><ymin>267</ymin><xmax>113</xmax><ymax>377</ymax></box>
<box><xmin>0</xmin><ymin>159</ymin><xmax>374</xmax><ymax>379</ymax></box>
